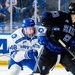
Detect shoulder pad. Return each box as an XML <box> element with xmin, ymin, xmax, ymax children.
<box><xmin>50</xmin><ymin>11</ymin><xmax>60</xmax><ymax>18</ymax></box>
<box><xmin>11</xmin><ymin>28</ymin><xmax>22</xmax><ymax>39</ymax></box>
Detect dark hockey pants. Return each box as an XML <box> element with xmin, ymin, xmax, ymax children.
<box><xmin>34</xmin><ymin>48</ymin><xmax>75</xmax><ymax>75</ymax></box>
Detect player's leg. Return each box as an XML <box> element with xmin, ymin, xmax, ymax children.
<box><xmin>8</xmin><ymin>50</ymin><xmax>27</xmax><ymax>75</ymax></box>
<box><xmin>8</xmin><ymin>58</ymin><xmax>21</xmax><ymax>75</ymax></box>
<box><xmin>24</xmin><ymin>59</ymin><xmax>36</xmax><ymax>70</ymax></box>
<box><xmin>60</xmin><ymin>52</ymin><xmax>75</xmax><ymax>75</ymax></box>
<box><xmin>8</xmin><ymin>58</ymin><xmax>23</xmax><ymax>75</ymax></box>
<box><xmin>33</xmin><ymin>48</ymin><xmax>58</xmax><ymax>75</ymax></box>
<box><xmin>9</xmin><ymin>64</ymin><xmax>21</xmax><ymax>75</ymax></box>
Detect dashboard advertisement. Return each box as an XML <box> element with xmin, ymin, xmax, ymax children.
<box><xmin>0</xmin><ymin>34</ymin><xmax>10</xmax><ymax>54</ymax></box>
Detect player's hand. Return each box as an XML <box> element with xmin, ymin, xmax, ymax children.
<box><xmin>28</xmin><ymin>50</ymin><xmax>38</xmax><ymax>59</ymax></box>
<box><xmin>38</xmin><ymin>36</ymin><xmax>49</xmax><ymax>45</ymax></box>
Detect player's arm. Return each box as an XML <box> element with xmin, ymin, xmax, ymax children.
<box><xmin>37</xmin><ymin>24</ymin><xmax>66</xmax><ymax>53</ymax></box>
<box><xmin>37</xmin><ymin>24</ymin><xmax>62</xmax><ymax>52</ymax></box>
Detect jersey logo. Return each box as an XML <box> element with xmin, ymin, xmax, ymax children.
<box><xmin>11</xmin><ymin>34</ymin><xmax>17</xmax><ymax>38</ymax></box>
<box><xmin>20</xmin><ymin>45</ymin><xmax>29</xmax><ymax>49</ymax></box>
<box><xmin>51</xmin><ymin>11</ymin><xmax>60</xmax><ymax>18</ymax></box>
<box><xmin>63</xmin><ymin>25</ymin><xmax>75</xmax><ymax>42</ymax></box>
<box><xmin>63</xmin><ymin>25</ymin><xmax>75</xmax><ymax>36</ymax></box>
<box><xmin>38</xmin><ymin>28</ymin><xmax>44</xmax><ymax>33</ymax></box>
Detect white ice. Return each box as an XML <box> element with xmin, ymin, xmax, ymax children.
<box><xmin>0</xmin><ymin>54</ymin><xmax>73</xmax><ymax>75</ymax></box>
<box><xmin>0</xmin><ymin>65</ymin><xmax>73</xmax><ymax>75</ymax></box>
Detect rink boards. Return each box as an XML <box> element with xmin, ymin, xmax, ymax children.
<box><xmin>0</xmin><ymin>34</ymin><xmax>64</xmax><ymax>68</ymax></box>
<box><xmin>0</xmin><ymin>34</ymin><xmax>10</xmax><ymax>65</ymax></box>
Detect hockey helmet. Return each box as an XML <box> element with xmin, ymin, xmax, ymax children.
<box><xmin>68</xmin><ymin>2</ymin><xmax>75</xmax><ymax>14</ymax></box>
<box><xmin>41</xmin><ymin>12</ymin><xmax>51</xmax><ymax>29</ymax></box>
<box><xmin>22</xmin><ymin>18</ymin><xmax>35</xmax><ymax>28</ymax></box>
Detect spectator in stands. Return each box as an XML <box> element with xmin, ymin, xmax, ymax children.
<box><xmin>38</xmin><ymin>0</ymin><xmax>45</xmax><ymax>14</ymax></box>
<box><xmin>17</xmin><ymin>0</ymin><xmax>31</xmax><ymax>20</ymax></box>
<box><xmin>0</xmin><ymin>1</ymin><xmax>7</xmax><ymax>32</ymax></box>
<box><xmin>32</xmin><ymin>0</ymin><xmax>45</xmax><ymax>15</ymax></box>
<box><xmin>1</xmin><ymin>0</ymin><xmax>6</xmax><ymax>8</ymax></box>
<box><xmin>5</xmin><ymin>0</ymin><xmax>19</xmax><ymax>22</ymax></box>
<box><xmin>0</xmin><ymin>2</ymin><xmax>6</xmax><ymax>22</ymax></box>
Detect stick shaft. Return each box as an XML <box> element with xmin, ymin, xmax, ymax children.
<box><xmin>58</xmin><ymin>39</ymin><xmax>75</xmax><ymax>58</ymax></box>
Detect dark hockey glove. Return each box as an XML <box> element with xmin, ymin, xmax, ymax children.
<box><xmin>50</xmin><ymin>26</ymin><xmax>61</xmax><ymax>41</ymax></box>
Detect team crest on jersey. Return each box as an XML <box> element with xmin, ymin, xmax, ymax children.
<box><xmin>38</xmin><ymin>28</ymin><xmax>44</xmax><ymax>33</ymax></box>
<box><xmin>51</xmin><ymin>11</ymin><xmax>60</xmax><ymax>18</ymax></box>
<box><xmin>11</xmin><ymin>34</ymin><xmax>17</xmax><ymax>38</ymax></box>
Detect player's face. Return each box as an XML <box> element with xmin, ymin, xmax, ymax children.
<box><xmin>25</xmin><ymin>26</ymin><xmax>35</xmax><ymax>38</ymax></box>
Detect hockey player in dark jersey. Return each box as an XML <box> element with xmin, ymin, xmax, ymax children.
<box><xmin>32</xmin><ymin>2</ymin><xmax>75</xmax><ymax>75</ymax></box>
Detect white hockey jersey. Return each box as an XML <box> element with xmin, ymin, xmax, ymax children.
<box><xmin>8</xmin><ymin>26</ymin><xmax>47</xmax><ymax>61</ymax></box>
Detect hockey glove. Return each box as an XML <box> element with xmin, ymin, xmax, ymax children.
<box><xmin>50</xmin><ymin>26</ymin><xmax>61</xmax><ymax>41</ymax></box>
<box><xmin>38</xmin><ymin>36</ymin><xmax>49</xmax><ymax>45</ymax></box>
<box><xmin>28</xmin><ymin>50</ymin><xmax>38</xmax><ymax>59</ymax></box>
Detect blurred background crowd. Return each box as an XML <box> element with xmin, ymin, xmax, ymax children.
<box><xmin>0</xmin><ymin>0</ymin><xmax>74</xmax><ymax>33</ymax></box>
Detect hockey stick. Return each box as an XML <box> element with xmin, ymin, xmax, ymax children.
<box><xmin>58</xmin><ymin>39</ymin><xmax>75</xmax><ymax>58</ymax></box>
<box><xmin>34</xmin><ymin>56</ymin><xmax>41</xmax><ymax>72</ymax></box>
<box><xmin>30</xmin><ymin>56</ymin><xmax>41</xmax><ymax>75</ymax></box>
<box><xmin>30</xmin><ymin>46</ymin><xmax>44</xmax><ymax>75</ymax></box>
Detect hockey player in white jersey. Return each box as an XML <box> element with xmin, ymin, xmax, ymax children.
<box><xmin>8</xmin><ymin>18</ymin><xmax>47</xmax><ymax>75</ymax></box>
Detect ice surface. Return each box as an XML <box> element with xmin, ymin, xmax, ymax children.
<box><xmin>0</xmin><ymin>66</ymin><xmax>73</xmax><ymax>75</ymax></box>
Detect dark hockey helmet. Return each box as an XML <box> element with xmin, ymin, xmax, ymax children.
<box><xmin>68</xmin><ymin>2</ymin><xmax>75</xmax><ymax>14</ymax></box>
<box><xmin>22</xmin><ymin>18</ymin><xmax>35</xmax><ymax>28</ymax></box>
<box><xmin>41</xmin><ymin>12</ymin><xmax>52</xmax><ymax>30</ymax></box>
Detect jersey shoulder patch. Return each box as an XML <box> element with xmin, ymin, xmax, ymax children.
<box><xmin>11</xmin><ymin>34</ymin><xmax>17</xmax><ymax>38</ymax></box>
<box><xmin>51</xmin><ymin>11</ymin><xmax>60</xmax><ymax>18</ymax></box>
<box><xmin>37</xmin><ymin>26</ymin><xmax>47</xmax><ymax>35</ymax></box>
<box><xmin>11</xmin><ymin>28</ymin><xmax>22</xmax><ymax>39</ymax></box>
